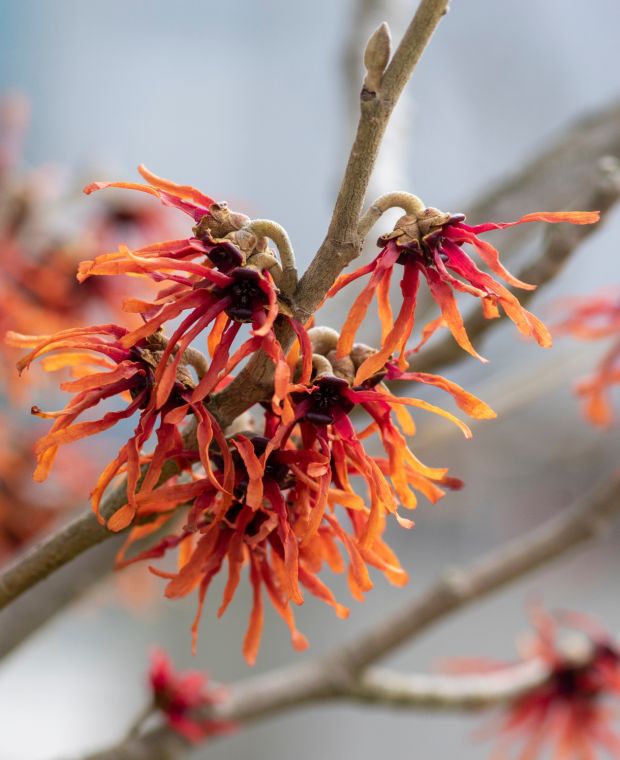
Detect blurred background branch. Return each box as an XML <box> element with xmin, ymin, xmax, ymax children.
<box><xmin>464</xmin><ymin>98</ymin><xmax>620</xmax><ymax>248</ymax></box>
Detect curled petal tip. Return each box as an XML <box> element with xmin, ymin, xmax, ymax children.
<box><xmin>76</xmin><ymin>261</ymin><xmax>93</xmax><ymax>282</ymax></box>
<box><xmin>83</xmin><ymin>181</ymin><xmax>106</xmax><ymax>195</ymax></box>
<box><xmin>572</xmin><ymin>210</ymin><xmax>600</xmax><ymax>224</ymax></box>
<box><xmin>292</xmin><ymin>632</ymin><xmax>310</xmax><ymax>652</ymax></box>
<box><xmin>395</xmin><ymin>513</ymin><xmax>415</xmax><ymax>529</ymax></box>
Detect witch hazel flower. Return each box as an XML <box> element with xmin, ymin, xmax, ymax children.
<box><xmin>7</xmin><ymin>324</ymin><xmax>227</xmax><ymax>530</ymax></box>
<box><xmin>149</xmin><ymin>649</ymin><xmax>234</xmax><ymax>743</ymax></box>
<box><xmin>268</xmin><ymin>326</ymin><xmax>494</xmax><ymax>547</ymax></box>
<box><xmin>120</xmin><ymin>427</ymin><xmax>407</xmax><ymax>665</ymax></box>
<box><xmin>328</xmin><ymin>195</ymin><xmax>599</xmax><ymax>384</ymax></box>
<box><xmin>79</xmin><ymin>167</ymin><xmax>310</xmax><ymax>410</ymax></box>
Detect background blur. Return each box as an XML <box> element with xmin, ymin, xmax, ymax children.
<box><xmin>1</xmin><ymin>1</ymin><xmax>620</xmax><ymax>758</ymax></box>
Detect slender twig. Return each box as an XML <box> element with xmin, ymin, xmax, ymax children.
<box><xmin>0</xmin><ymin>499</ymin><xmax>117</xmax><ymax>610</ymax></box>
<box><xmin>344</xmin><ymin>2</ymin><xmax>414</xmax><ymax>204</ymax></box>
<box><xmin>0</xmin><ymin>419</ymin><xmax>195</xmax><ymax>612</ymax></box>
<box><xmin>203</xmin><ymin>0</ymin><xmax>451</xmax><ymax>424</ymax></box>
<box><xmin>296</xmin><ymin>0</ymin><xmax>450</xmax><ymax>322</ymax></box>
<box><xmin>81</xmin><ymin>472</ymin><xmax>620</xmax><ymax>759</ymax></box>
<box><xmin>345</xmin><ymin>661</ymin><xmax>550</xmax><ymax>710</ymax></box>
<box><xmin>83</xmin><ymin>661</ymin><xmax>552</xmax><ymax>760</ymax></box>
<box><xmin>0</xmin><ymin>536</ymin><xmax>121</xmax><ymax>659</ymax></box>
<box><xmin>333</xmin><ymin>474</ymin><xmax>620</xmax><ymax>674</ymax></box>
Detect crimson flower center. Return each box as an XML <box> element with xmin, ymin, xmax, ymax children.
<box><xmin>222</xmin><ymin>270</ymin><xmax>268</xmax><ymax>322</ymax></box>
<box><xmin>301</xmin><ymin>377</ymin><xmax>353</xmax><ymax>426</ymax></box>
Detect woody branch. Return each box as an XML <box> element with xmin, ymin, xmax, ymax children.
<box><xmin>86</xmin><ymin>662</ymin><xmax>556</xmax><ymax>760</ymax></box>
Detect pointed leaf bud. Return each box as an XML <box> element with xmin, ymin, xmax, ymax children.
<box><xmin>362</xmin><ymin>22</ymin><xmax>391</xmax><ymax>98</ymax></box>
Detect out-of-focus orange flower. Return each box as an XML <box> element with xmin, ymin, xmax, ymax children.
<box><xmin>556</xmin><ymin>290</ymin><xmax>620</xmax><ymax>427</ymax></box>
<box><xmin>0</xmin><ymin>106</ymin><xmax>176</xmax><ymax>398</ymax></box>
<box><xmin>149</xmin><ymin>649</ymin><xmax>234</xmax><ymax>743</ymax></box>
<box><xmin>0</xmin><ymin>431</ymin><xmax>57</xmax><ymax>561</ymax></box>
<box><xmin>0</xmin><ymin>95</ymin><xmax>184</xmax><ymax>565</ymax></box>
<box><xmin>0</xmin><ymin>423</ymin><xmax>100</xmax><ymax>563</ymax></box>
<box><xmin>328</xmin><ymin>207</ymin><xmax>599</xmax><ymax>384</ymax></box>
<box><xmin>461</xmin><ymin>609</ymin><xmax>620</xmax><ymax>759</ymax></box>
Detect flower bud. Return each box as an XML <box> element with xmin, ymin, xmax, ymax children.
<box><xmin>362</xmin><ymin>22</ymin><xmax>391</xmax><ymax>97</ymax></box>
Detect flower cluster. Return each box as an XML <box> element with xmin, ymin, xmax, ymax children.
<box><xmin>118</xmin><ymin>338</ymin><xmax>491</xmax><ymax>662</ymax></box>
<box><xmin>11</xmin><ymin>166</ymin><xmax>600</xmax><ymax>663</ymax></box>
<box><xmin>556</xmin><ymin>290</ymin><xmax>620</xmax><ymax>427</ymax></box>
